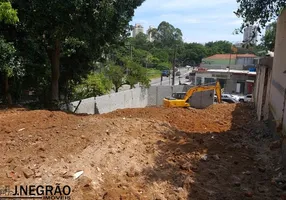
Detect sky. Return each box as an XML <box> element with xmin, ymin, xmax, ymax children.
<box><xmin>130</xmin><ymin>0</ymin><xmax>245</xmax><ymax>44</ymax></box>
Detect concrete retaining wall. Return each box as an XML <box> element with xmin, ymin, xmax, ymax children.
<box><xmin>67</xmin><ymin>85</ymin><xmax>214</xmax><ymax>114</ymax></box>
<box><xmin>68</xmin><ymin>87</ymin><xmax>148</xmax><ymax>114</ymax></box>
<box><xmin>95</xmin><ymin>87</ymin><xmax>148</xmax><ymax>114</ymax></box>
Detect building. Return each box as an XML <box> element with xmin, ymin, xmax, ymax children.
<box><xmin>243</xmin><ymin>25</ymin><xmax>258</xmax><ymax>44</ymax></box>
<box><xmin>252</xmin><ymin>9</ymin><xmax>286</xmax><ymax>166</ymax></box>
<box><xmin>201</xmin><ymin>54</ymin><xmax>257</xmax><ymax>69</ymax></box>
<box><xmin>189</xmin><ymin>53</ymin><xmax>258</xmax><ymax>94</ymax></box>
<box><xmin>132</xmin><ymin>23</ymin><xmax>144</xmax><ymax>38</ymax></box>
<box><xmin>146</xmin><ymin>25</ymin><xmax>156</xmax><ymax>42</ymax></box>
<box><xmin>194</xmin><ymin>68</ymin><xmax>256</xmax><ymax>95</ymax></box>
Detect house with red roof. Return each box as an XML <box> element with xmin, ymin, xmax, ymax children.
<box><xmin>187</xmin><ymin>53</ymin><xmax>258</xmax><ymax>95</ymax></box>
<box><xmin>201</xmin><ymin>54</ymin><xmax>257</xmax><ymax>69</ymax></box>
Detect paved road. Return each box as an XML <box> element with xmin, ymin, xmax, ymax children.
<box><xmin>150</xmin><ymin>67</ymin><xmax>190</xmax><ymax>86</ymax></box>
<box><xmin>110</xmin><ymin>67</ymin><xmax>191</xmax><ymax>93</ymax></box>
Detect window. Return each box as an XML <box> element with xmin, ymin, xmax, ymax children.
<box><xmin>205</xmin><ymin>78</ymin><xmax>215</xmax><ymax>84</ymax></box>
<box><xmin>196</xmin><ymin>77</ymin><xmax>202</xmax><ymax>85</ymax></box>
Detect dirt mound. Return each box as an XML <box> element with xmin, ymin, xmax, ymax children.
<box><xmin>102</xmin><ymin>104</ymin><xmax>251</xmax><ymax>133</ymax></box>
<box><xmin>0</xmin><ymin>104</ymin><xmax>283</xmax><ymax>200</ymax></box>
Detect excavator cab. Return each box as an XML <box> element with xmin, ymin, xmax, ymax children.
<box><xmin>163</xmin><ymin>81</ymin><xmax>222</xmax><ymax>108</ymax></box>
<box><xmin>172</xmin><ymin>92</ymin><xmax>186</xmax><ymax>99</ymax></box>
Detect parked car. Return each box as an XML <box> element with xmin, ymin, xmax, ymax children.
<box><xmin>161</xmin><ymin>70</ymin><xmax>170</xmax><ymax>77</ymax></box>
<box><xmin>231</xmin><ymin>94</ymin><xmax>245</xmax><ymax>102</ymax></box>
<box><xmin>244</xmin><ymin>94</ymin><xmax>253</xmax><ymax>102</ymax></box>
<box><xmin>214</xmin><ymin>94</ymin><xmax>239</xmax><ymax>104</ymax></box>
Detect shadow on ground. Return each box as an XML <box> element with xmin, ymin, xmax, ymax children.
<box><xmin>142</xmin><ymin>103</ymin><xmax>282</xmax><ymax>200</ymax></box>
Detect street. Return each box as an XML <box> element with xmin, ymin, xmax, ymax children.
<box><xmin>112</xmin><ymin>67</ymin><xmax>190</xmax><ymax>93</ymax></box>
<box><xmin>150</xmin><ymin>67</ymin><xmax>190</xmax><ymax>86</ymax></box>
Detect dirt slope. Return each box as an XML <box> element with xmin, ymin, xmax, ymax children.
<box><xmin>0</xmin><ymin>104</ymin><xmax>284</xmax><ymax>200</ymax></box>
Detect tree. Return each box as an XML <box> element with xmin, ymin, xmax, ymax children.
<box><xmin>261</xmin><ymin>22</ymin><xmax>277</xmax><ymax>51</ymax></box>
<box><xmin>153</xmin><ymin>21</ymin><xmax>183</xmax><ymax>48</ymax></box>
<box><xmin>178</xmin><ymin>43</ymin><xmax>208</xmax><ymax>65</ymax></box>
<box><xmin>72</xmin><ymin>72</ymin><xmax>112</xmax><ymax>100</ymax></box>
<box><xmin>235</xmin><ymin>0</ymin><xmax>285</xmax><ymax>35</ymax></box>
<box><xmin>104</xmin><ymin>64</ymin><xmax>125</xmax><ymax>93</ymax></box>
<box><xmin>0</xmin><ymin>1</ymin><xmax>19</xmax><ymax>24</ymax></box>
<box><xmin>205</xmin><ymin>41</ymin><xmax>232</xmax><ymax>54</ymax></box>
<box><xmin>12</xmin><ymin>0</ymin><xmax>145</xmax><ymax>104</ymax></box>
<box><xmin>130</xmin><ymin>32</ymin><xmax>150</xmax><ymax>51</ymax></box>
<box><xmin>124</xmin><ymin>59</ymin><xmax>150</xmax><ymax>89</ymax></box>
<box><xmin>0</xmin><ymin>1</ymin><xmax>20</xmax><ymax>104</ymax></box>
<box><xmin>0</xmin><ymin>37</ymin><xmax>16</xmax><ymax>104</ymax></box>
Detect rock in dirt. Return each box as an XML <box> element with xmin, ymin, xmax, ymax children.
<box><xmin>200</xmin><ymin>155</ymin><xmax>208</xmax><ymax>161</ymax></box>
<box><xmin>231</xmin><ymin>176</ymin><xmax>241</xmax><ymax>187</ymax></box>
<box><xmin>22</xmin><ymin>168</ymin><xmax>34</xmax><ymax>178</ymax></box>
<box><xmin>243</xmin><ymin>171</ymin><xmax>252</xmax><ymax>175</ymax></box>
<box><xmin>73</xmin><ymin>171</ymin><xmax>84</xmax><ymax>180</ymax></box>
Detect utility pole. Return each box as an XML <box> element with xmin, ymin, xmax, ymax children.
<box><xmin>172</xmin><ymin>45</ymin><xmax>177</xmax><ymax>85</ymax></box>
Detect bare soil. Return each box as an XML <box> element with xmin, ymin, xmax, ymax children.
<box><xmin>0</xmin><ymin>104</ymin><xmax>284</xmax><ymax>199</ymax></box>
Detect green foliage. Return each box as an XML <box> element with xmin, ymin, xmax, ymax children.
<box><xmin>124</xmin><ymin>59</ymin><xmax>150</xmax><ymax>88</ymax></box>
<box><xmin>72</xmin><ymin>73</ymin><xmax>112</xmax><ymax>100</ymax></box>
<box><xmin>261</xmin><ymin>22</ymin><xmax>277</xmax><ymax>51</ymax></box>
<box><xmin>104</xmin><ymin>63</ymin><xmax>125</xmax><ymax>92</ymax></box>
<box><xmin>130</xmin><ymin>32</ymin><xmax>150</xmax><ymax>50</ymax></box>
<box><xmin>0</xmin><ymin>1</ymin><xmax>19</xmax><ymax>24</ymax></box>
<box><xmin>150</xmin><ymin>48</ymin><xmax>169</xmax><ymax>63</ymax></box>
<box><xmin>0</xmin><ymin>37</ymin><xmax>23</xmax><ymax>79</ymax></box>
<box><xmin>154</xmin><ymin>62</ymin><xmax>171</xmax><ymax>70</ymax></box>
<box><xmin>153</xmin><ymin>21</ymin><xmax>183</xmax><ymax>48</ymax></box>
<box><xmin>179</xmin><ymin>43</ymin><xmax>208</xmax><ymax>65</ymax></box>
<box><xmin>205</xmin><ymin>41</ymin><xmax>232</xmax><ymax>54</ymax></box>
<box><xmin>8</xmin><ymin>0</ymin><xmax>145</xmax><ymax>102</ymax></box>
<box><xmin>146</xmin><ymin>68</ymin><xmax>162</xmax><ymax>79</ymax></box>
<box><xmin>235</xmin><ymin>0</ymin><xmax>285</xmax><ymax>34</ymax></box>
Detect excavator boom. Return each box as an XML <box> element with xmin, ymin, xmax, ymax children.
<box><xmin>163</xmin><ymin>81</ymin><xmax>222</xmax><ymax>108</ymax></box>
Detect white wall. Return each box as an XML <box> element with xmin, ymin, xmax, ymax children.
<box><xmin>68</xmin><ymin>87</ymin><xmax>148</xmax><ymax>114</ymax></box>
<box><xmin>270</xmin><ymin>9</ymin><xmax>286</xmax><ymax>133</ymax></box>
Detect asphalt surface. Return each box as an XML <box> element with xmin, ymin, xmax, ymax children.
<box><xmin>150</xmin><ymin>67</ymin><xmax>190</xmax><ymax>86</ymax></box>
<box><xmin>110</xmin><ymin>67</ymin><xmax>191</xmax><ymax>93</ymax></box>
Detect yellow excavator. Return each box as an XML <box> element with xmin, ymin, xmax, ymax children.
<box><xmin>163</xmin><ymin>81</ymin><xmax>222</xmax><ymax>108</ymax></box>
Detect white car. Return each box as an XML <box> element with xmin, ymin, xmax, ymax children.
<box><xmin>214</xmin><ymin>94</ymin><xmax>239</xmax><ymax>103</ymax></box>
<box><xmin>231</xmin><ymin>94</ymin><xmax>245</xmax><ymax>102</ymax></box>
<box><xmin>244</xmin><ymin>94</ymin><xmax>253</xmax><ymax>102</ymax></box>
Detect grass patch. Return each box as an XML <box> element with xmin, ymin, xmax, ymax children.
<box><xmin>147</xmin><ymin>68</ymin><xmax>162</xmax><ymax>79</ymax></box>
